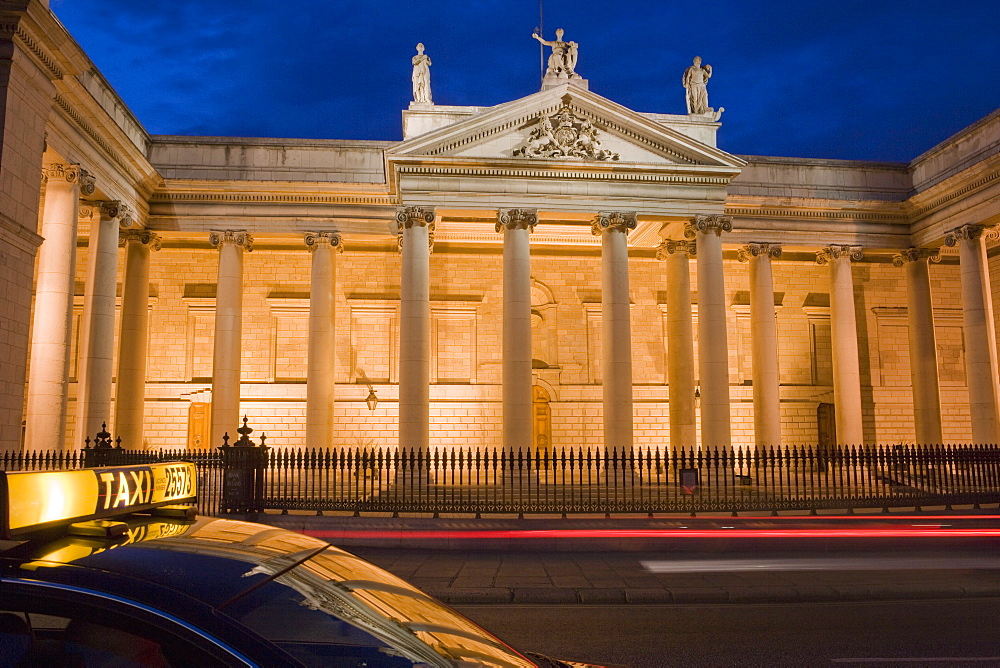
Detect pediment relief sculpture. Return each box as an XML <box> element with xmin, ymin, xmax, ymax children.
<box><xmin>514</xmin><ymin>104</ymin><xmax>619</xmax><ymax>161</ymax></box>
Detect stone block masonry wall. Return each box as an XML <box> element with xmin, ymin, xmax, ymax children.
<box><xmin>58</xmin><ymin>240</ymin><xmax>990</xmax><ymax>451</ymax></box>
<box><xmin>0</xmin><ymin>42</ymin><xmax>52</xmax><ymax>451</ymax></box>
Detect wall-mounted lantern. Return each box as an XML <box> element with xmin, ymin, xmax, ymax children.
<box><xmin>365</xmin><ymin>387</ymin><xmax>378</xmax><ymax>411</ymax></box>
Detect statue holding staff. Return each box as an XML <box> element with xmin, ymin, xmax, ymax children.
<box><xmin>532</xmin><ymin>28</ymin><xmax>578</xmax><ymax>78</ymax></box>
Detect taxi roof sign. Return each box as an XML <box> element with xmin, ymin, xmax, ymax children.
<box><xmin>1</xmin><ymin>462</ymin><xmax>197</xmax><ymax>539</ymax></box>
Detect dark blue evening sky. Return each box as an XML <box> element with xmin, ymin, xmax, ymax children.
<box><xmin>52</xmin><ymin>1</ymin><xmax>999</xmax><ymax>162</ymax></box>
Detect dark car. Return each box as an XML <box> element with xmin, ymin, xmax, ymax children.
<box><xmin>0</xmin><ymin>463</ymin><xmax>597</xmax><ymax>667</ymax></box>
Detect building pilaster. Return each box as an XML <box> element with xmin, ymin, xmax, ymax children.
<box><xmin>25</xmin><ymin>164</ymin><xmax>94</xmax><ymax>450</ymax></box>
<box><xmin>397</xmin><ymin>207</ymin><xmax>435</xmax><ymax>452</ymax></box>
<box><xmin>593</xmin><ymin>211</ymin><xmax>636</xmax><ymax>451</ymax></box>
<box><xmin>497</xmin><ymin>208</ymin><xmax>537</xmax><ymax>450</ymax></box>
<box><xmin>816</xmin><ymin>245</ymin><xmax>864</xmax><ymax>445</ymax></box>
<box><xmin>209</xmin><ymin>230</ymin><xmax>252</xmax><ymax>449</ymax></box>
<box><xmin>944</xmin><ymin>225</ymin><xmax>1000</xmax><ymax>444</ymax></box>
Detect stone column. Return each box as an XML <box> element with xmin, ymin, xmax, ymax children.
<box><xmin>592</xmin><ymin>211</ymin><xmax>637</xmax><ymax>450</ymax></box>
<box><xmin>893</xmin><ymin>248</ymin><xmax>944</xmax><ymax>444</ymax></box>
<box><xmin>304</xmin><ymin>232</ymin><xmax>343</xmax><ymax>449</ymax></box>
<box><xmin>397</xmin><ymin>207</ymin><xmax>435</xmax><ymax>452</ymax></box>
<box><xmin>209</xmin><ymin>230</ymin><xmax>253</xmax><ymax>448</ymax></box>
<box><xmin>945</xmin><ymin>224</ymin><xmax>1000</xmax><ymax>444</ymax></box>
<box><xmin>687</xmin><ymin>215</ymin><xmax>732</xmax><ymax>449</ymax></box>
<box><xmin>497</xmin><ymin>209</ymin><xmax>538</xmax><ymax>450</ymax></box>
<box><xmin>77</xmin><ymin>201</ymin><xmax>133</xmax><ymax>445</ymax></box>
<box><xmin>656</xmin><ymin>239</ymin><xmax>697</xmax><ymax>451</ymax></box>
<box><xmin>114</xmin><ymin>228</ymin><xmax>161</xmax><ymax>450</ymax></box>
<box><xmin>25</xmin><ymin>164</ymin><xmax>94</xmax><ymax>450</ymax></box>
<box><xmin>816</xmin><ymin>245</ymin><xmax>864</xmax><ymax>445</ymax></box>
<box><xmin>738</xmin><ymin>243</ymin><xmax>783</xmax><ymax>447</ymax></box>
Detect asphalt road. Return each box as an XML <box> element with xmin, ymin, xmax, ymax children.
<box><xmin>456</xmin><ymin>599</ymin><xmax>1000</xmax><ymax>667</ymax></box>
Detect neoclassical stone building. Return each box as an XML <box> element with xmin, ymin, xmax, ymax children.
<box><xmin>2</xmin><ymin>1</ymin><xmax>999</xmax><ymax>454</ymax></box>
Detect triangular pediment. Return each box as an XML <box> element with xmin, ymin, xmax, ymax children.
<box><xmin>388</xmin><ymin>84</ymin><xmax>745</xmax><ymax>169</ymax></box>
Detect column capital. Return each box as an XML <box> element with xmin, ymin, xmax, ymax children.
<box><xmin>42</xmin><ymin>163</ymin><xmax>96</xmax><ymax>195</ymax></box>
<box><xmin>655</xmin><ymin>239</ymin><xmax>696</xmax><ymax>260</ymax></box>
<box><xmin>209</xmin><ymin>229</ymin><xmax>253</xmax><ymax>252</ymax></box>
<box><xmin>737</xmin><ymin>242</ymin><xmax>782</xmax><ymax>263</ymax></box>
<box><xmin>396</xmin><ymin>206</ymin><xmax>435</xmax><ymax>230</ymax></box>
<box><xmin>684</xmin><ymin>214</ymin><xmax>732</xmax><ymax>238</ymax></box>
<box><xmin>816</xmin><ymin>245</ymin><xmax>863</xmax><ymax>265</ymax></box>
<box><xmin>93</xmin><ymin>200</ymin><xmax>136</xmax><ymax>228</ymax></box>
<box><xmin>892</xmin><ymin>246</ymin><xmax>941</xmax><ymax>267</ymax></box>
<box><xmin>944</xmin><ymin>223</ymin><xmax>991</xmax><ymax>245</ymax></box>
<box><xmin>591</xmin><ymin>211</ymin><xmax>637</xmax><ymax>236</ymax></box>
<box><xmin>495</xmin><ymin>208</ymin><xmax>538</xmax><ymax>233</ymax></box>
<box><xmin>304</xmin><ymin>231</ymin><xmax>344</xmax><ymax>253</ymax></box>
<box><xmin>119</xmin><ymin>228</ymin><xmax>161</xmax><ymax>251</ymax></box>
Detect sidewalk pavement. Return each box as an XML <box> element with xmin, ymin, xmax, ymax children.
<box><xmin>257</xmin><ymin>510</ymin><xmax>1000</xmax><ymax>605</ymax></box>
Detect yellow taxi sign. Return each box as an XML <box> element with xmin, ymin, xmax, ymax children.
<box><xmin>1</xmin><ymin>462</ymin><xmax>197</xmax><ymax>538</ymax></box>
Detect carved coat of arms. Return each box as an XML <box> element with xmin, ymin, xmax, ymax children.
<box><xmin>514</xmin><ymin>104</ymin><xmax>619</xmax><ymax>161</ymax></box>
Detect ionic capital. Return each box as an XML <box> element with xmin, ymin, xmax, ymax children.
<box><xmin>891</xmin><ymin>247</ymin><xmax>941</xmax><ymax>267</ymax></box>
<box><xmin>737</xmin><ymin>242</ymin><xmax>782</xmax><ymax>263</ymax></box>
<box><xmin>42</xmin><ymin>163</ymin><xmax>96</xmax><ymax>195</ymax></box>
<box><xmin>304</xmin><ymin>231</ymin><xmax>344</xmax><ymax>253</ymax></box>
<box><xmin>816</xmin><ymin>245</ymin><xmax>863</xmax><ymax>265</ymax></box>
<box><xmin>119</xmin><ymin>228</ymin><xmax>161</xmax><ymax>251</ymax></box>
<box><xmin>396</xmin><ymin>206</ymin><xmax>435</xmax><ymax>231</ymax></box>
<box><xmin>591</xmin><ymin>211</ymin><xmax>637</xmax><ymax>236</ymax></box>
<box><xmin>94</xmin><ymin>200</ymin><xmax>135</xmax><ymax>228</ymax></box>
<box><xmin>684</xmin><ymin>214</ymin><xmax>732</xmax><ymax>238</ymax></box>
<box><xmin>495</xmin><ymin>208</ymin><xmax>538</xmax><ymax>233</ymax></box>
<box><xmin>944</xmin><ymin>223</ymin><xmax>990</xmax><ymax>246</ymax></box>
<box><xmin>655</xmin><ymin>239</ymin><xmax>696</xmax><ymax>260</ymax></box>
<box><xmin>209</xmin><ymin>229</ymin><xmax>253</xmax><ymax>252</ymax></box>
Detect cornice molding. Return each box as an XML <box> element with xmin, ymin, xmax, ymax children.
<box><xmin>9</xmin><ymin>22</ymin><xmax>63</xmax><ymax>80</ymax></box>
<box><xmin>54</xmin><ymin>94</ymin><xmax>139</xmax><ymax>183</ymax></box>
<box><xmin>905</xmin><ymin>156</ymin><xmax>1000</xmax><ymax>221</ymax></box>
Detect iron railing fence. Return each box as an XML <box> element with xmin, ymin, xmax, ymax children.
<box><xmin>260</xmin><ymin>443</ymin><xmax>1000</xmax><ymax>515</ymax></box>
<box><xmin>4</xmin><ymin>443</ymin><xmax>1000</xmax><ymax>516</ymax></box>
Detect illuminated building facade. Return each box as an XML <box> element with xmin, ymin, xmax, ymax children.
<box><xmin>2</xmin><ymin>1</ymin><xmax>999</xmax><ymax>454</ymax></box>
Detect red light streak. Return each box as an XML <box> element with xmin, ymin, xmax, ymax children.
<box><xmin>303</xmin><ymin>526</ymin><xmax>1000</xmax><ymax>541</ymax></box>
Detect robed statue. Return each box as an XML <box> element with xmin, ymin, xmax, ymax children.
<box><xmin>412</xmin><ymin>43</ymin><xmax>432</xmax><ymax>104</ymax></box>
<box><xmin>682</xmin><ymin>56</ymin><xmax>712</xmax><ymax>115</ymax></box>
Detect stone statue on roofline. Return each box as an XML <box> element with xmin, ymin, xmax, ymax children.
<box><xmin>532</xmin><ymin>28</ymin><xmax>584</xmax><ymax>88</ymax></box>
<box><xmin>682</xmin><ymin>56</ymin><xmax>724</xmax><ymax>120</ymax></box>
<box><xmin>411</xmin><ymin>43</ymin><xmax>432</xmax><ymax>105</ymax></box>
